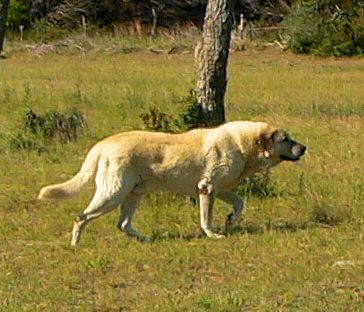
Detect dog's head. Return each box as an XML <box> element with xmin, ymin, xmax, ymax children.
<box><xmin>257</xmin><ymin>129</ymin><xmax>306</xmax><ymax>162</ymax></box>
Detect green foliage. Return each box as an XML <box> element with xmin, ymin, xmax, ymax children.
<box><xmin>9</xmin><ymin>109</ymin><xmax>87</xmax><ymax>151</ymax></box>
<box><xmin>139</xmin><ymin>106</ymin><xmax>175</xmax><ymax>132</ymax></box>
<box><xmin>27</xmin><ymin>19</ymin><xmax>71</xmax><ymax>42</ymax></box>
<box><xmin>6</xmin><ymin>0</ymin><xmax>29</xmax><ymax>30</ymax></box>
<box><xmin>236</xmin><ymin>171</ymin><xmax>278</xmax><ymax>198</ymax></box>
<box><xmin>176</xmin><ymin>88</ymin><xmax>205</xmax><ymax>130</ymax></box>
<box><xmin>284</xmin><ymin>0</ymin><xmax>364</xmax><ymax>56</ymax></box>
<box><xmin>86</xmin><ymin>255</ymin><xmax>110</xmax><ymax>272</ymax></box>
<box><xmin>140</xmin><ymin>88</ymin><xmax>205</xmax><ymax>132</ymax></box>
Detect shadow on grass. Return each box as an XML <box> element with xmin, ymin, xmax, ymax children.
<box><xmin>149</xmin><ymin>219</ymin><xmax>335</xmax><ymax>242</ymax></box>
<box><xmin>224</xmin><ymin>220</ymin><xmax>319</xmax><ymax>236</ymax></box>
<box><xmin>150</xmin><ymin>230</ymin><xmax>205</xmax><ymax>242</ymax></box>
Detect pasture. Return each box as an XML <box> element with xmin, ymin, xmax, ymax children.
<box><xmin>0</xmin><ymin>49</ymin><xmax>363</xmax><ymax>310</ymax></box>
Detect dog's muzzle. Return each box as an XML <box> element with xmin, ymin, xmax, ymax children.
<box><xmin>280</xmin><ymin>143</ymin><xmax>306</xmax><ymax>162</ymax></box>
<box><xmin>292</xmin><ymin>144</ymin><xmax>306</xmax><ymax>157</ymax></box>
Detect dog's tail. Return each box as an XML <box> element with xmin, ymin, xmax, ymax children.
<box><xmin>38</xmin><ymin>146</ymin><xmax>100</xmax><ymax>200</ymax></box>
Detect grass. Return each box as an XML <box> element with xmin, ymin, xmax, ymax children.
<box><xmin>0</xmin><ymin>47</ymin><xmax>363</xmax><ymax>310</ymax></box>
<box><xmin>5</xmin><ymin>29</ymin><xmax>200</xmax><ymax>57</ymax></box>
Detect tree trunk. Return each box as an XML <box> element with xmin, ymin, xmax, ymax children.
<box><xmin>195</xmin><ymin>0</ymin><xmax>234</xmax><ymax>127</ymax></box>
<box><xmin>0</xmin><ymin>0</ymin><xmax>10</xmax><ymax>57</ymax></box>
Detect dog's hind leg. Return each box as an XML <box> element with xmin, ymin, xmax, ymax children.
<box><xmin>116</xmin><ymin>191</ymin><xmax>149</xmax><ymax>242</ymax></box>
<box><xmin>71</xmin><ymin>187</ymin><xmax>128</xmax><ymax>246</ymax></box>
<box><xmin>71</xmin><ymin>163</ymin><xmax>138</xmax><ymax>246</ymax></box>
<box><xmin>217</xmin><ymin>192</ymin><xmax>245</xmax><ymax>226</ymax></box>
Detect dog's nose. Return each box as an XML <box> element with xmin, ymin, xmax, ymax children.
<box><xmin>299</xmin><ymin>145</ymin><xmax>306</xmax><ymax>155</ymax></box>
<box><xmin>292</xmin><ymin>144</ymin><xmax>306</xmax><ymax>157</ymax></box>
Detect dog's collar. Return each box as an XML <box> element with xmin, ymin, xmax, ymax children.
<box><xmin>256</xmin><ymin>139</ymin><xmax>272</xmax><ymax>158</ymax></box>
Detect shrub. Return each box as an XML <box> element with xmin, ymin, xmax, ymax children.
<box><xmin>284</xmin><ymin>0</ymin><xmax>364</xmax><ymax>56</ymax></box>
<box><xmin>26</xmin><ymin>19</ymin><xmax>71</xmax><ymax>42</ymax></box>
<box><xmin>7</xmin><ymin>0</ymin><xmax>29</xmax><ymax>30</ymax></box>
<box><xmin>139</xmin><ymin>106</ymin><xmax>175</xmax><ymax>132</ymax></box>
<box><xmin>140</xmin><ymin>88</ymin><xmax>205</xmax><ymax>133</ymax></box>
<box><xmin>236</xmin><ymin>171</ymin><xmax>278</xmax><ymax>198</ymax></box>
<box><xmin>9</xmin><ymin>108</ymin><xmax>87</xmax><ymax>151</ymax></box>
<box><xmin>23</xmin><ymin>109</ymin><xmax>86</xmax><ymax>142</ymax></box>
<box><xmin>176</xmin><ymin>88</ymin><xmax>205</xmax><ymax>130</ymax></box>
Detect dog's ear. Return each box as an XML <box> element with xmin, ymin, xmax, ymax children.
<box><xmin>271</xmin><ymin>129</ymin><xmax>286</xmax><ymax>143</ymax></box>
<box><xmin>256</xmin><ymin>130</ymin><xmax>276</xmax><ymax>158</ymax></box>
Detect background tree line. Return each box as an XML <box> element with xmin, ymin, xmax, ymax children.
<box><xmin>2</xmin><ymin>0</ymin><xmax>364</xmax><ymax>56</ymax></box>
<box><xmin>9</xmin><ymin>0</ymin><xmax>288</xmax><ymax>29</ymax></box>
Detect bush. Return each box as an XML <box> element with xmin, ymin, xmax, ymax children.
<box><xmin>284</xmin><ymin>0</ymin><xmax>364</xmax><ymax>56</ymax></box>
<box><xmin>140</xmin><ymin>88</ymin><xmax>205</xmax><ymax>133</ymax></box>
<box><xmin>6</xmin><ymin>0</ymin><xmax>29</xmax><ymax>30</ymax></box>
<box><xmin>26</xmin><ymin>19</ymin><xmax>71</xmax><ymax>42</ymax></box>
<box><xmin>236</xmin><ymin>171</ymin><xmax>278</xmax><ymax>198</ymax></box>
<box><xmin>9</xmin><ymin>108</ymin><xmax>87</xmax><ymax>151</ymax></box>
<box><xmin>176</xmin><ymin>88</ymin><xmax>205</xmax><ymax>130</ymax></box>
<box><xmin>140</xmin><ymin>106</ymin><xmax>175</xmax><ymax>132</ymax></box>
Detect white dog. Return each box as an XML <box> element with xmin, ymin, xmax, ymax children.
<box><xmin>39</xmin><ymin>121</ymin><xmax>306</xmax><ymax>245</ymax></box>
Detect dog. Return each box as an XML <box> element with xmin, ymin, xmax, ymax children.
<box><xmin>39</xmin><ymin>121</ymin><xmax>306</xmax><ymax>245</ymax></box>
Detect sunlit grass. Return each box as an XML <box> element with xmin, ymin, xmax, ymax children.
<box><xmin>0</xmin><ymin>49</ymin><xmax>363</xmax><ymax>310</ymax></box>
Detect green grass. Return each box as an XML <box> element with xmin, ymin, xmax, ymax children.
<box><xmin>0</xmin><ymin>48</ymin><xmax>363</xmax><ymax>310</ymax></box>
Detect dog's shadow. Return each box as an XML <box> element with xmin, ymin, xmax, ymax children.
<box><xmin>149</xmin><ymin>219</ymin><xmax>328</xmax><ymax>242</ymax></box>
<box><xmin>224</xmin><ymin>219</ymin><xmax>323</xmax><ymax>236</ymax></box>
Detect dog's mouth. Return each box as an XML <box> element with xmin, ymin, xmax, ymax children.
<box><xmin>280</xmin><ymin>155</ymin><xmax>301</xmax><ymax>162</ymax></box>
<box><xmin>280</xmin><ymin>144</ymin><xmax>306</xmax><ymax>162</ymax></box>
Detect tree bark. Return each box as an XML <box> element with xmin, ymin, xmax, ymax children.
<box><xmin>195</xmin><ymin>0</ymin><xmax>234</xmax><ymax>127</ymax></box>
<box><xmin>0</xmin><ymin>0</ymin><xmax>10</xmax><ymax>57</ymax></box>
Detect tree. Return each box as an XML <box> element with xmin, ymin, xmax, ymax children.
<box><xmin>285</xmin><ymin>0</ymin><xmax>364</xmax><ymax>56</ymax></box>
<box><xmin>195</xmin><ymin>0</ymin><xmax>235</xmax><ymax>126</ymax></box>
<box><xmin>0</xmin><ymin>0</ymin><xmax>10</xmax><ymax>57</ymax></box>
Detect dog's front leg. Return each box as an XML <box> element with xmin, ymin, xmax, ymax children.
<box><xmin>217</xmin><ymin>192</ymin><xmax>244</xmax><ymax>226</ymax></box>
<box><xmin>198</xmin><ymin>180</ymin><xmax>224</xmax><ymax>239</ymax></box>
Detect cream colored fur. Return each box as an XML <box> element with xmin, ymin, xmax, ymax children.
<box><xmin>39</xmin><ymin>121</ymin><xmax>285</xmax><ymax>245</ymax></box>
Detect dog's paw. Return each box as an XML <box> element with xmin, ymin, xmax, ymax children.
<box><xmin>136</xmin><ymin>235</ymin><xmax>151</xmax><ymax>243</ymax></box>
<box><xmin>205</xmin><ymin>230</ymin><xmax>225</xmax><ymax>239</ymax></box>
<box><xmin>210</xmin><ymin>233</ymin><xmax>225</xmax><ymax>239</ymax></box>
<box><xmin>226</xmin><ymin>212</ymin><xmax>237</xmax><ymax>226</ymax></box>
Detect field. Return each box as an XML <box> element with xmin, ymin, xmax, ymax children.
<box><xmin>0</xmin><ymin>48</ymin><xmax>363</xmax><ymax>311</ymax></box>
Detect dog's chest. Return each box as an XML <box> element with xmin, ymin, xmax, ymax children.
<box><xmin>238</xmin><ymin>156</ymin><xmax>276</xmax><ymax>181</ymax></box>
